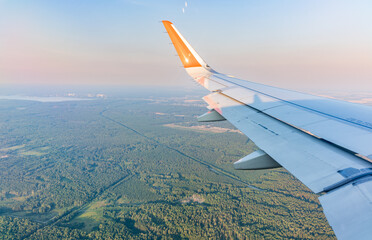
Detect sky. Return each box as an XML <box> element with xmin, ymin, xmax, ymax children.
<box><xmin>1</xmin><ymin>0</ymin><xmax>372</xmax><ymax>92</ymax></box>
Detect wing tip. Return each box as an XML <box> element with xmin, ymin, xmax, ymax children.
<box><xmin>161</xmin><ymin>20</ymin><xmax>203</xmax><ymax>68</ymax></box>
<box><xmin>162</xmin><ymin>20</ymin><xmax>173</xmax><ymax>25</ymax></box>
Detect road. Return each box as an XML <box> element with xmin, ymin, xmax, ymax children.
<box><xmin>99</xmin><ymin>109</ymin><xmax>261</xmax><ymax>191</ymax></box>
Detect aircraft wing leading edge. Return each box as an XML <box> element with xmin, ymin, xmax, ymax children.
<box><xmin>162</xmin><ymin>20</ymin><xmax>372</xmax><ymax>240</ymax></box>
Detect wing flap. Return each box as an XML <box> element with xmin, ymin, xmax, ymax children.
<box><xmin>319</xmin><ymin>180</ymin><xmax>372</xmax><ymax>240</ymax></box>
<box><xmin>204</xmin><ymin>92</ymin><xmax>372</xmax><ymax>193</ymax></box>
<box><xmin>208</xmin><ymin>74</ymin><xmax>372</xmax><ymax>159</ymax></box>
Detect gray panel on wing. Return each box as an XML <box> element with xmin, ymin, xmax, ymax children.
<box><xmin>212</xmin><ymin>74</ymin><xmax>372</xmax><ymax>158</ymax></box>
<box><xmin>206</xmin><ymin>92</ymin><xmax>372</xmax><ymax>193</ymax></box>
<box><xmin>319</xmin><ymin>181</ymin><xmax>372</xmax><ymax>240</ymax></box>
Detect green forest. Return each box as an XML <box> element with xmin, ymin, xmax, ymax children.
<box><xmin>0</xmin><ymin>93</ymin><xmax>335</xmax><ymax>239</ymax></box>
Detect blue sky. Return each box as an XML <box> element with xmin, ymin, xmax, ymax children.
<box><xmin>1</xmin><ymin>0</ymin><xmax>372</xmax><ymax>91</ymax></box>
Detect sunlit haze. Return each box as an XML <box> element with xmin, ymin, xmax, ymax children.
<box><xmin>1</xmin><ymin>0</ymin><xmax>372</xmax><ymax>92</ymax></box>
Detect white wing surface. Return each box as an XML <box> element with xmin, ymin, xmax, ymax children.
<box><xmin>162</xmin><ymin>20</ymin><xmax>372</xmax><ymax>240</ymax></box>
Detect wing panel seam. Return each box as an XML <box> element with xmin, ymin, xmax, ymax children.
<box><xmin>212</xmin><ymin>75</ymin><xmax>372</xmax><ymax>131</ymax></box>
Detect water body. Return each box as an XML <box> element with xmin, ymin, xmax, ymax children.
<box><xmin>0</xmin><ymin>95</ymin><xmax>91</xmax><ymax>102</ymax></box>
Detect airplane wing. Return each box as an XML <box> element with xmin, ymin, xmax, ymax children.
<box><xmin>162</xmin><ymin>20</ymin><xmax>372</xmax><ymax>240</ymax></box>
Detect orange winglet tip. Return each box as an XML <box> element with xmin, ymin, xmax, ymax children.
<box><xmin>162</xmin><ymin>20</ymin><xmax>173</xmax><ymax>25</ymax></box>
<box><xmin>162</xmin><ymin>20</ymin><xmax>202</xmax><ymax>68</ymax></box>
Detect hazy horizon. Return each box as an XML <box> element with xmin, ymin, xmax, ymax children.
<box><xmin>1</xmin><ymin>0</ymin><xmax>372</xmax><ymax>92</ymax></box>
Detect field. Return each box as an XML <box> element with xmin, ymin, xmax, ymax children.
<box><xmin>0</xmin><ymin>90</ymin><xmax>335</xmax><ymax>239</ymax></box>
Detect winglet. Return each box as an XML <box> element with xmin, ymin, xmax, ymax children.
<box><xmin>162</xmin><ymin>20</ymin><xmax>207</xmax><ymax>69</ymax></box>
